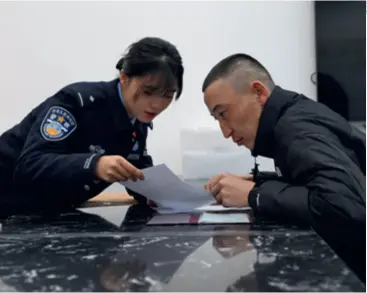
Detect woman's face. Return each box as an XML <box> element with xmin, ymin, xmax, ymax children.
<box><xmin>120</xmin><ymin>72</ymin><xmax>177</xmax><ymax>123</ymax></box>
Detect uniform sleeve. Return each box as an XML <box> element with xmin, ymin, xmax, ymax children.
<box><xmin>249</xmin><ymin>132</ymin><xmax>366</xmax><ymax>226</ymax></box>
<box><xmin>13</xmin><ymin>90</ymin><xmax>102</xmax><ymax>187</ymax></box>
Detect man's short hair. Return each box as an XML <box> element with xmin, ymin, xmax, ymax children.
<box><xmin>202</xmin><ymin>53</ymin><xmax>275</xmax><ymax>93</ymax></box>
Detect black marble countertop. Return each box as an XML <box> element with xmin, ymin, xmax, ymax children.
<box><xmin>0</xmin><ymin>202</ymin><xmax>364</xmax><ymax>292</ymax></box>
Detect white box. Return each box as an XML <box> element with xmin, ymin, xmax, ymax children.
<box><xmin>180</xmin><ymin>127</ymin><xmax>239</xmax><ymax>153</ymax></box>
<box><xmin>180</xmin><ymin>127</ymin><xmax>275</xmax><ymax>180</ymax></box>
<box><xmin>181</xmin><ymin>150</ymin><xmax>254</xmax><ymax>180</ymax></box>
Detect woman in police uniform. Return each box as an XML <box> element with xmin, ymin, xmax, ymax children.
<box><xmin>0</xmin><ymin>37</ymin><xmax>184</xmax><ymax>215</ymax></box>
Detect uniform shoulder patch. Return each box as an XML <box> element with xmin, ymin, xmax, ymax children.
<box><xmin>40</xmin><ymin>106</ymin><xmax>77</xmax><ymax>141</ymax></box>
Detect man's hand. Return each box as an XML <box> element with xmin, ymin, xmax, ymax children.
<box><xmin>204</xmin><ymin>173</ymin><xmax>253</xmax><ymax>191</ymax></box>
<box><xmin>206</xmin><ymin>175</ymin><xmax>255</xmax><ymax>207</ymax></box>
<box><xmin>96</xmin><ymin>155</ymin><xmax>144</xmax><ymax>183</ymax></box>
<box><xmin>238</xmin><ymin>174</ymin><xmax>254</xmax><ymax>181</ymax></box>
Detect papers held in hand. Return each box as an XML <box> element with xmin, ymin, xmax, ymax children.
<box><xmin>120</xmin><ymin>164</ymin><xmax>251</xmax><ymax>215</ymax></box>
<box><xmin>121</xmin><ymin>164</ymin><xmax>214</xmax><ymax>212</ymax></box>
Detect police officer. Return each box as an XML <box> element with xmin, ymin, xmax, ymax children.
<box><xmin>201</xmin><ymin>54</ymin><xmax>365</xmax><ymax>282</ymax></box>
<box><xmin>0</xmin><ymin>36</ymin><xmax>184</xmax><ymax>215</ymax></box>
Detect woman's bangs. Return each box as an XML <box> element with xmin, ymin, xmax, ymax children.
<box><xmin>143</xmin><ymin>63</ymin><xmax>177</xmax><ymax>96</ymax></box>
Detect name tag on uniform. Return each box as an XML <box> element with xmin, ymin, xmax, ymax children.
<box><xmin>127</xmin><ymin>153</ymin><xmax>140</xmax><ymax>160</ymax></box>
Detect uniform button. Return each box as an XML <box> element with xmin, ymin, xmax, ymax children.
<box><xmin>84</xmin><ymin>185</ymin><xmax>90</xmax><ymax>191</ymax></box>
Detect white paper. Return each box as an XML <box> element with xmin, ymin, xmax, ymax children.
<box><xmin>199</xmin><ymin>212</ymin><xmax>250</xmax><ymax>224</ymax></box>
<box><xmin>196</xmin><ymin>204</ymin><xmax>251</xmax><ymax>212</ymax></box>
<box><xmin>155</xmin><ymin>204</ymin><xmax>251</xmax><ymax>215</ymax></box>
<box><xmin>121</xmin><ymin>164</ymin><xmax>215</xmax><ymax>211</ymax></box>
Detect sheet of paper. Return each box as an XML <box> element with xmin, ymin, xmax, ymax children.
<box><xmin>121</xmin><ymin>164</ymin><xmax>215</xmax><ymax>211</ymax></box>
<box><xmin>199</xmin><ymin>212</ymin><xmax>250</xmax><ymax>224</ymax></box>
<box><xmin>154</xmin><ymin>204</ymin><xmax>251</xmax><ymax>215</ymax></box>
<box><xmin>196</xmin><ymin>204</ymin><xmax>251</xmax><ymax>212</ymax></box>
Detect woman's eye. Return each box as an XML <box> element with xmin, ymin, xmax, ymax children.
<box><xmin>144</xmin><ymin>91</ymin><xmax>153</xmax><ymax>96</ymax></box>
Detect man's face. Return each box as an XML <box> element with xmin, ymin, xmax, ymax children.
<box><xmin>204</xmin><ymin>79</ymin><xmax>268</xmax><ymax>150</ymax></box>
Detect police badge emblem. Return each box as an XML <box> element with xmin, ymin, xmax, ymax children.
<box><xmin>40</xmin><ymin>106</ymin><xmax>77</xmax><ymax>141</ymax></box>
<box><xmin>132</xmin><ymin>141</ymin><xmax>139</xmax><ymax>152</ymax></box>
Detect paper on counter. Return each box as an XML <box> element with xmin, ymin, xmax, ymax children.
<box><xmin>154</xmin><ymin>204</ymin><xmax>251</xmax><ymax>215</ymax></box>
<box><xmin>121</xmin><ymin>164</ymin><xmax>215</xmax><ymax>211</ymax></box>
<box><xmin>199</xmin><ymin>212</ymin><xmax>250</xmax><ymax>224</ymax></box>
<box><xmin>196</xmin><ymin>205</ymin><xmax>251</xmax><ymax>212</ymax></box>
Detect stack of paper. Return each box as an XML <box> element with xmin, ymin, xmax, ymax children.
<box><xmin>121</xmin><ymin>164</ymin><xmax>252</xmax><ymax>225</ymax></box>
<box><xmin>122</xmin><ymin>164</ymin><xmax>216</xmax><ymax>212</ymax></box>
<box><xmin>154</xmin><ymin>204</ymin><xmax>251</xmax><ymax>215</ymax></box>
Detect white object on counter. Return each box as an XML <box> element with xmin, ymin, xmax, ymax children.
<box><xmin>180</xmin><ymin>127</ymin><xmax>275</xmax><ymax>180</ymax></box>
<box><xmin>180</xmin><ymin>127</ymin><xmax>240</xmax><ymax>153</ymax></box>
<box><xmin>182</xmin><ymin>150</ymin><xmax>253</xmax><ymax>180</ymax></box>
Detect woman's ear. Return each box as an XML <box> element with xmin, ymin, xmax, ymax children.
<box><xmin>120</xmin><ymin>71</ymin><xmax>128</xmax><ymax>85</ymax></box>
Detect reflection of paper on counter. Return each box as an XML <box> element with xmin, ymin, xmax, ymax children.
<box><xmin>121</xmin><ymin>164</ymin><xmax>215</xmax><ymax>211</ymax></box>
<box><xmin>147</xmin><ymin>212</ymin><xmax>250</xmax><ymax>225</ymax></box>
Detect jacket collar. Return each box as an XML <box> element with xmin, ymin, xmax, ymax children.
<box><xmin>117</xmin><ymin>81</ymin><xmax>136</xmax><ymax>125</ymax></box>
<box><xmin>251</xmin><ymin>85</ymin><xmax>300</xmax><ymax>158</ymax></box>
<box><xmin>106</xmin><ymin>78</ymin><xmax>133</xmax><ymax>132</ymax></box>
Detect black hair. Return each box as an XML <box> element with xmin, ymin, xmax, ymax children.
<box><xmin>202</xmin><ymin>53</ymin><xmax>275</xmax><ymax>93</ymax></box>
<box><xmin>116</xmin><ymin>37</ymin><xmax>184</xmax><ymax>100</ymax></box>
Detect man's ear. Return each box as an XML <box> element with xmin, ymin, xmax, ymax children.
<box><xmin>251</xmin><ymin>81</ymin><xmax>269</xmax><ymax>106</ymax></box>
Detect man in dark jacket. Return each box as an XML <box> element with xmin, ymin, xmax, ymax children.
<box><xmin>202</xmin><ymin>53</ymin><xmax>366</xmax><ymax>282</ymax></box>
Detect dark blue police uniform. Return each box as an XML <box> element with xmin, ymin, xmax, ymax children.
<box><xmin>0</xmin><ymin>78</ymin><xmax>153</xmax><ymax>213</ymax></box>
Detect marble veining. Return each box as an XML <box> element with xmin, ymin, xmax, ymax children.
<box><xmin>0</xmin><ymin>203</ymin><xmax>364</xmax><ymax>292</ymax></box>
<box><xmin>0</xmin><ymin>230</ymin><xmax>363</xmax><ymax>292</ymax></box>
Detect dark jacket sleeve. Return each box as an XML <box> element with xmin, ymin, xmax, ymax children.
<box><xmin>13</xmin><ymin>90</ymin><xmax>102</xmax><ymax>188</ymax></box>
<box><xmin>249</xmin><ymin>180</ymin><xmax>312</xmax><ymax>225</ymax></box>
<box><xmin>249</xmin><ymin>132</ymin><xmax>366</xmax><ymax>229</ymax></box>
<box><xmin>250</xmin><ymin>132</ymin><xmax>366</xmax><ymax>282</ymax></box>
